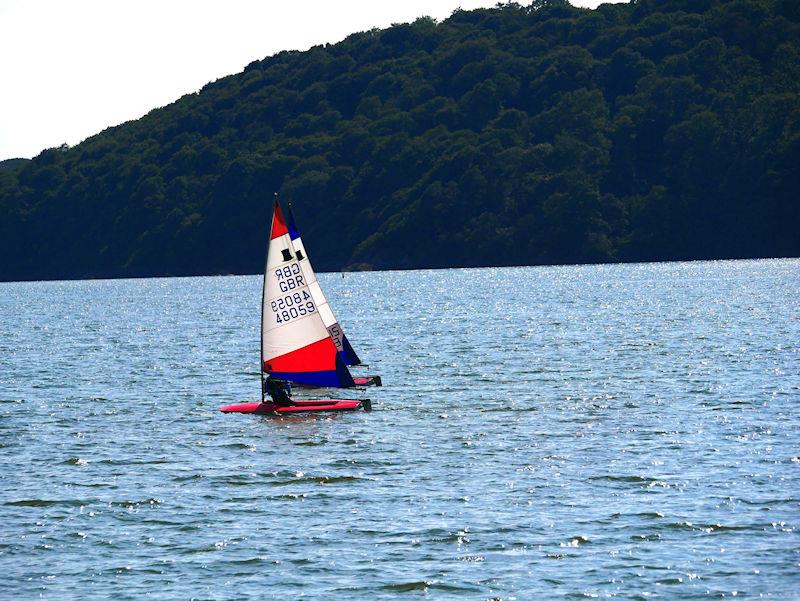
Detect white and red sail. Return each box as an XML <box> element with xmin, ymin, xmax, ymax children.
<box><xmin>261</xmin><ymin>202</ymin><xmax>355</xmax><ymax>388</ymax></box>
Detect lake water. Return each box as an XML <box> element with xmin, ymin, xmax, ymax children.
<box><xmin>1</xmin><ymin>259</ymin><xmax>798</xmax><ymax>598</ymax></box>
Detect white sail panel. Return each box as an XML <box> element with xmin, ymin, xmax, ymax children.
<box><xmin>262</xmin><ymin>237</ymin><xmax>329</xmax><ymax>363</ymax></box>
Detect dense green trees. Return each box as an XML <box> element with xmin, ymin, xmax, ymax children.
<box><xmin>0</xmin><ymin>0</ymin><xmax>797</xmax><ymax>281</ymax></box>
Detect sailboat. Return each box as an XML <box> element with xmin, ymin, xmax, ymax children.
<box><xmin>220</xmin><ymin>199</ymin><xmax>375</xmax><ymax>414</ymax></box>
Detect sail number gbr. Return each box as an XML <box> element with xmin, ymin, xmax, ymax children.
<box><xmin>274</xmin><ymin>263</ymin><xmax>305</xmax><ymax>292</ymax></box>
<box><xmin>271</xmin><ymin>290</ymin><xmax>316</xmax><ymax>324</ymax></box>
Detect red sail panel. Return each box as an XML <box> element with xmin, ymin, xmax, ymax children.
<box><xmin>265</xmin><ymin>337</ymin><xmax>336</xmax><ymax>373</ymax></box>
<box><xmin>270</xmin><ymin>202</ymin><xmax>289</xmax><ymax>239</ymax></box>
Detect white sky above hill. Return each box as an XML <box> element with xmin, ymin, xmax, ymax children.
<box><xmin>0</xmin><ymin>0</ymin><xmax>624</xmax><ymax>161</ymax></box>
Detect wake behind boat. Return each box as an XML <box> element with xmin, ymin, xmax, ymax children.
<box><xmin>220</xmin><ymin>198</ymin><xmax>379</xmax><ymax>415</ymax></box>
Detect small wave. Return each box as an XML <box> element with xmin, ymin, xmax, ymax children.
<box><xmin>136</xmin><ymin>567</ymin><xmax>167</xmax><ymax>575</ymax></box>
<box><xmin>482</xmin><ymin>405</ymin><xmax>539</xmax><ymax>413</ymax></box>
<box><xmin>5</xmin><ymin>498</ymin><xmax>86</xmax><ymax>507</ymax></box>
<box><xmin>429</xmin><ymin>528</ymin><xmax>471</xmax><ymax>544</ymax></box>
<box><xmin>610</xmin><ymin>511</ymin><xmax>664</xmax><ymax>520</ymax></box>
<box><xmin>228</xmin><ymin>557</ymin><xmax>273</xmax><ymax>566</ymax></box>
<box><xmin>63</xmin><ymin>457</ymin><xmax>89</xmax><ymax>466</ymax></box>
<box><xmin>659</xmin><ymin>521</ymin><xmax>755</xmax><ymax>533</ymax></box>
<box><xmin>95</xmin><ymin>458</ymin><xmax>171</xmax><ymax>466</ymax></box>
<box><xmin>109</xmin><ymin>498</ymin><xmax>161</xmax><ymax>508</ymax></box>
<box><xmin>631</xmin><ymin>533</ymin><xmax>662</xmax><ymax>541</ymax></box>
<box><xmin>219</xmin><ymin>476</ymin><xmax>258</xmax><ymax>486</ymax></box>
<box><xmin>220</xmin><ymin>442</ymin><xmax>256</xmax><ymax>450</ymax></box>
<box><xmin>303</xmin><ymin>475</ymin><xmax>363</xmax><ymax>484</ymax></box>
<box><xmin>589</xmin><ymin>474</ymin><xmax>659</xmax><ymax>484</ymax></box>
<box><xmin>135</xmin><ymin>518</ymin><xmax>185</xmax><ymax>527</ymax></box>
<box><xmin>662</xmin><ymin>521</ymin><xmax>700</xmax><ymax>531</ymax></box>
<box><xmin>739</xmin><ymin>497</ymin><xmax>796</xmax><ymax>506</ymax></box>
<box><xmin>695</xmin><ymin>523</ymin><xmax>757</xmax><ymax>533</ymax></box>
<box><xmin>458</xmin><ymin>554</ymin><xmax>485</xmax><ymax>562</ymax></box>
<box><xmin>560</xmin><ymin>536</ymin><xmax>590</xmax><ymax>547</ymax></box>
<box><xmin>104</xmin><ymin>566</ymin><xmax>133</xmax><ymax>575</ymax></box>
<box><xmin>269</xmin><ymin>474</ymin><xmax>364</xmax><ymax>486</ymax></box>
<box><xmin>382</xmin><ymin>580</ymin><xmax>436</xmax><ymax>592</ymax></box>
<box><xmin>270</xmin><ymin>493</ymin><xmax>308</xmax><ymax>500</ymax></box>
<box><xmin>66</xmin><ymin>481</ymin><xmax>110</xmax><ymax>489</ymax></box>
<box><xmin>173</xmin><ymin>474</ymin><xmax>205</xmax><ymax>482</ymax></box>
<box><xmin>656</xmin><ymin>577</ymin><xmax>686</xmax><ymax>585</ymax></box>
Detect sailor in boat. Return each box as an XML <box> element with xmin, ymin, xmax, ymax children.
<box><xmin>264</xmin><ymin>376</ymin><xmax>294</xmax><ymax>407</ymax></box>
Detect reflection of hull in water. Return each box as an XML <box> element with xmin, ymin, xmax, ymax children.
<box><xmin>220</xmin><ymin>399</ymin><xmax>371</xmax><ymax>414</ymax></box>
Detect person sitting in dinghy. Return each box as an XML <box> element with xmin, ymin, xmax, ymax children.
<box><xmin>264</xmin><ymin>376</ymin><xmax>293</xmax><ymax>406</ymax></box>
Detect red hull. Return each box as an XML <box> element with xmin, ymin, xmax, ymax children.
<box><xmin>220</xmin><ymin>399</ymin><xmax>369</xmax><ymax>414</ymax></box>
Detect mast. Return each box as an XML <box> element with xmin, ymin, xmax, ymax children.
<box><xmin>259</xmin><ymin>193</ymin><xmax>279</xmax><ymax>402</ymax></box>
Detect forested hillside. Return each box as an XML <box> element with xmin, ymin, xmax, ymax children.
<box><xmin>1</xmin><ymin>0</ymin><xmax>798</xmax><ymax>281</ymax></box>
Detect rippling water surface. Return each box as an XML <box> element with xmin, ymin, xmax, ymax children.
<box><xmin>1</xmin><ymin>260</ymin><xmax>798</xmax><ymax>598</ymax></box>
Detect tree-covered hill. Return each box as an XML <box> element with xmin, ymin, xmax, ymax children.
<box><xmin>1</xmin><ymin>0</ymin><xmax>798</xmax><ymax>281</ymax></box>
<box><xmin>0</xmin><ymin>158</ymin><xmax>30</xmax><ymax>172</ymax></box>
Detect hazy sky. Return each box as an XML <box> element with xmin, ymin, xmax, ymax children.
<box><xmin>0</xmin><ymin>0</ymin><xmax>621</xmax><ymax>161</ymax></box>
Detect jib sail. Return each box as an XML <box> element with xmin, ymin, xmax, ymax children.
<box><xmin>286</xmin><ymin>203</ymin><xmax>362</xmax><ymax>366</ymax></box>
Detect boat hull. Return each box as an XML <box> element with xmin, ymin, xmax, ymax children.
<box><xmin>220</xmin><ymin>399</ymin><xmax>370</xmax><ymax>414</ymax></box>
<box><xmin>295</xmin><ymin>375</ymin><xmax>382</xmax><ymax>388</ymax></box>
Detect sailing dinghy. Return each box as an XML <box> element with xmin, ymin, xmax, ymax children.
<box><xmin>220</xmin><ymin>199</ymin><xmax>373</xmax><ymax>415</ymax></box>
<box><xmin>286</xmin><ymin>203</ymin><xmax>382</xmax><ymax>387</ymax></box>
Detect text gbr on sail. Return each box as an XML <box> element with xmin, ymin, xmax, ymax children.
<box><xmin>275</xmin><ymin>263</ymin><xmax>305</xmax><ymax>292</ymax></box>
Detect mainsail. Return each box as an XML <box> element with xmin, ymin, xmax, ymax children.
<box><xmin>261</xmin><ymin>201</ymin><xmax>355</xmax><ymax>388</ymax></box>
<box><xmin>286</xmin><ymin>203</ymin><xmax>362</xmax><ymax>366</ymax></box>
